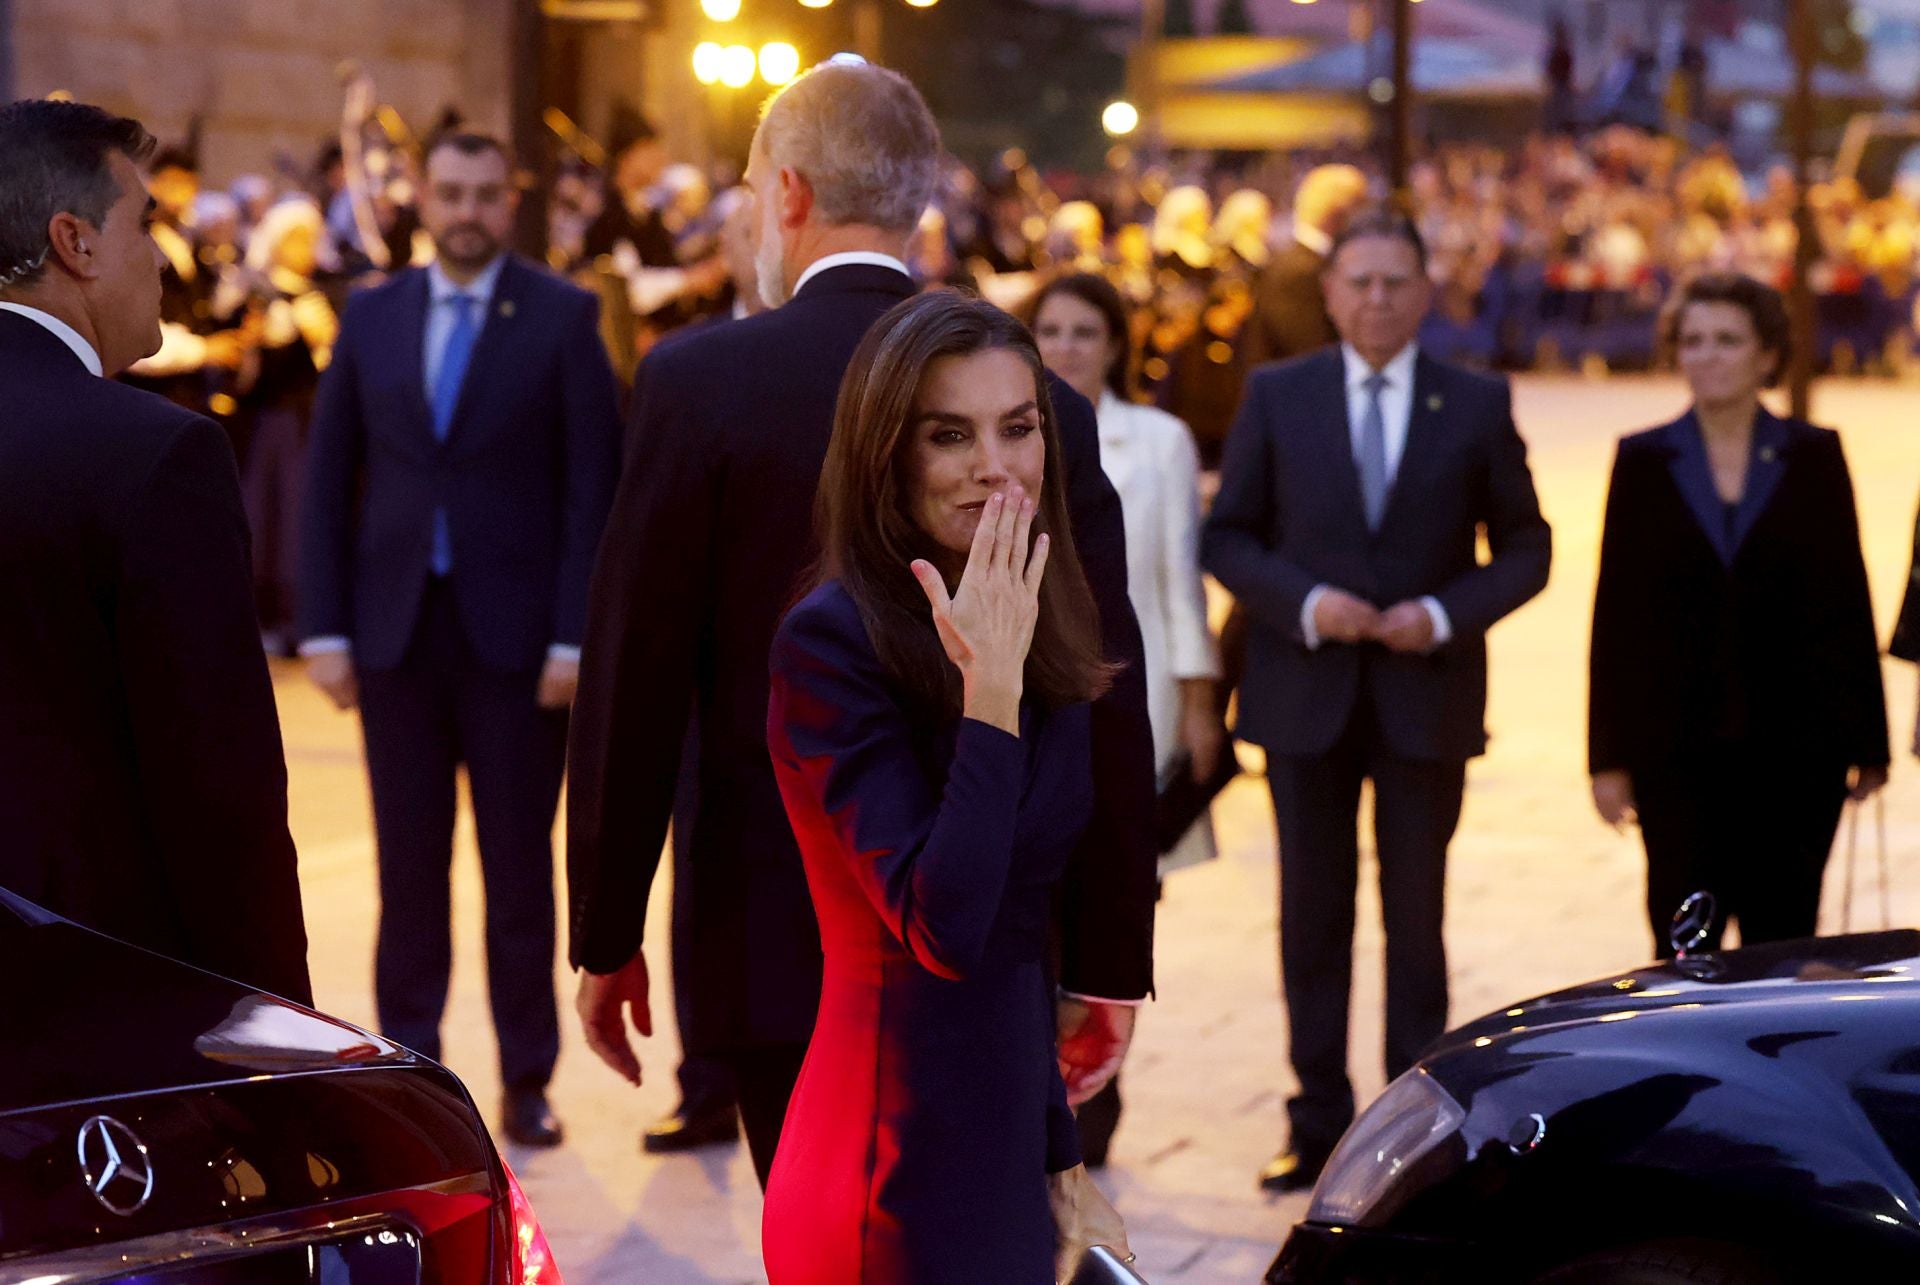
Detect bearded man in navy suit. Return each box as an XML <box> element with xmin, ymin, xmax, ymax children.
<box><xmin>298</xmin><ymin>131</ymin><xmax>622</xmax><ymax>1147</ymax></box>
<box><xmin>1204</xmin><ymin>208</ymin><xmax>1551</xmax><ymax>1191</ymax></box>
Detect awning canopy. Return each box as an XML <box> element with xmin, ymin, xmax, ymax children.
<box><xmin>1206</xmin><ymin>34</ymin><xmax>1545</xmax><ymax>99</ymax></box>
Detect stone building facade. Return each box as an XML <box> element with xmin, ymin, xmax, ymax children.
<box><xmin>10</xmin><ymin>0</ymin><xmax>520</xmax><ymax>185</ymax></box>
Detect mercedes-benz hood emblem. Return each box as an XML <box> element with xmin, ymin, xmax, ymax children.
<box><xmin>77</xmin><ymin>1115</ymin><xmax>155</xmax><ymax>1216</ymax></box>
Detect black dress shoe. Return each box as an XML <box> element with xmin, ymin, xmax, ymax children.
<box><xmin>502</xmin><ymin>1089</ymin><xmax>565</xmax><ymax>1148</ymax></box>
<box><xmin>1258</xmin><ymin>1147</ymin><xmax>1327</xmax><ymax>1193</ymax></box>
<box><xmin>642</xmin><ymin>1104</ymin><xmax>740</xmax><ymax>1153</ymax></box>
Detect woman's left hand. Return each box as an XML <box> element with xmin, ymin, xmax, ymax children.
<box><xmin>1050</xmin><ymin>1163</ymin><xmax>1131</xmax><ymax>1283</ymax></box>
<box><xmin>1850</xmin><ymin>764</ymin><xmax>1890</xmax><ymax>802</ymax></box>
<box><xmin>1178</xmin><ymin>678</ymin><xmax>1225</xmax><ymax>784</ymax></box>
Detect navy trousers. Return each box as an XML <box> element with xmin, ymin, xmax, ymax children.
<box><xmin>1265</xmin><ymin>686</ymin><xmax>1466</xmax><ymax>1157</ymax></box>
<box><xmin>357</xmin><ymin>578</ymin><xmax>566</xmax><ymax>1090</ymax></box>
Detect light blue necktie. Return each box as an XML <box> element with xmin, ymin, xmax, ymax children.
<box><xmin>1357</xmin><ymin>371</ymin><xmax>1390</xmax><ymax>531</ymax></box>
<box><xmin>428</xmin><ymin>294</ymin><xmax>479</xmax><ymax>574</ymax></box>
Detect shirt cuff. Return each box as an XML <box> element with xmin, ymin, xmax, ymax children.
<box><xmin>1299</xmin><ymin>584</ymin><xmax>1329</xmax><ymax>650</ymax></box>
<box><xmin>1062</xmin><ymin>991</ymin><xmax>1148</xmax><ymax>1008</ymax></box>
<box><xmin>1419</xmin><ymin>596</ymin><xmax>1453</xmax><ymax>649</ymax></box>
<box><xmin>546</xmin><ymin>644</ymin><xmax>582</xmax><ymax>663</ymax></box>
<box><xmin>298</xmin><ymin>636</ymin><xmax>351</xmax><ymax>657</ymax></box>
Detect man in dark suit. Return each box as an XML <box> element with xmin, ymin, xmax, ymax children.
<box><xmin>1240</xmin><ymin>163</ymin><xmax>1367</xmax><ymax>369</ymax></box>
<box><xmin>0</xmin><ymin>99</ymin><xmax>310</xmax><ymax>1003</ymax></box>
<box><xmin>1203</xmin><ymin>208</ymin><xmax>1550</xmax><ymax>1191</ymax></box>
<box><xmin>298</xmin><ymin>131</ymin><xmax>622</xmax><ymax>1147</ymax></box>
<box><xmin>567</xmin><ymin>61</ymin><xmax>1159</xmax><ymax>1187</ymax></box>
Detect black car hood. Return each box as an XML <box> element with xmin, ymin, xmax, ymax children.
<box><xmin>1438</xmin><ymin>929</ymin><xmax>1920</xmax><ymax>1055</ymax></box>
<box><xmin>0</xmin><ymin>889</ymin><xmax>413</xmax><ymax>1115</ymax></box>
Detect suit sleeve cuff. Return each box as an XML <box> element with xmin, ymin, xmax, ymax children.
<box><xmin>1420</xmin><ymin>596</ymin><xmax>1453</xmax><ymax>649</ymax></box>
<box><xmin>1062</xmin><ymin>991</ymin><xmax>1148</xmax><ymax>1007</ymax></box>
<box><xmin>298</xmin><ymin>636</ymin><xmax>351</xmax><ymax>657</ymax></box>
<box><xmin>1300</xmin><ymin>584</ymin><xmax>1329</xmax><ymax>650</ymax></box>
<box><xmin>546</xmin><ymin>644</ymin><xmax>583</xmax><ymax>663</ymax></box>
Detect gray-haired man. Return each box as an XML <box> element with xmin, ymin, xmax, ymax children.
<box><xmin>566</xmin><ymin>60</ymin><xmax>1160</xmax><ymax>1186</ymax></box>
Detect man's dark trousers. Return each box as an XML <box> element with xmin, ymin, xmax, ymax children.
<box><xmin>358</xmin><ymin>578</ymin><xmax>566</xmax><ymax>1090</ymax></box>
<box><xmin>1266</xmin><ymin>679</ymin><xmax>1464</xmax><ymax>1157</ymax></box>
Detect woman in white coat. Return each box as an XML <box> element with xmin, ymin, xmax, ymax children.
<box><xmin>1031</xmin><ymin>271</ymin><xmax>1225</xmax><ymax>1165</ymax></box>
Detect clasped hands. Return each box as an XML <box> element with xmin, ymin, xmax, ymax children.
<box><xmin>1313</xmin><ymin>588</ymin><xmax>1436</xmax><ymax>653</ymax></box>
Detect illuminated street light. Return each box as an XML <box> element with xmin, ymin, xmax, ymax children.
<box><xmin>720</xmin><ymin>44</ymin><xmax>758</xmax><ymax>88</ymax></box>
<box><xmin>760</xmin><ymin>41</ymin><xmax>801</xmax><ymax>85</ymax></box>
<box><xmin>1102</xmin><ymin>100</ymin><xmax>1140</xmax><ymax>137</ymax></box>
<box><xmin>799</xmin><ymin>0</ymin><xmax>833</xmax><ymax>8</ymax></box>
<box><xmin>693</xmin><ymin>41</ymin><xmax>725</xmax><ymax>84</ymax></box>
<box><xmin>701</xmin><ymin>0</ymin><xmax>742</xmax><ymax>20</ymax></box>
<box><xmin>904</xmin><ymin>0</ymin><xmax>939</xmax><ymax>9</ymax></box>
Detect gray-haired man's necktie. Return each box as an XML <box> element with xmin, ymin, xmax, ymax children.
<box><xmin>1358</xmin><ymin>371</ymin><xmax>1390</xmax><ymax>531</ymax></box>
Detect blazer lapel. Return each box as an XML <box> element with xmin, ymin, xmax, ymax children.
<box><xmin>397</xmin><ymin>271</ymin><xmax>435</xmax><ymax>443</ymax></box>
<box><xmin>1096</xmin><ymin>395</ymin><xmax>1142</xmax><ymax>499</ymax></box>
<box><xmin>1376</xmin><ymin>353</ymin><xmax>1447</xmax><ymax>540</ymax></box>
<box><xmin>1730</xmin><ymin>409</ymin><xmax>1790</xmax><ymax>556</ymax></box>
<box><xmin>442</xmin><ymin>257</ymin><xmax>525</xmax><ymax>447</ymax></box>
<box><xmin>1662</xmin><ymin>411</ymin><xmax>1735</xmax><ymax>565</ymax></box>
<box><xmin>1312</xmin><ymin>352</ymin><xmax>1370</xmax><ymax>545</ymax></box>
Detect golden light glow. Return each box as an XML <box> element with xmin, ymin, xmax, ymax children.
<box><xmin>720</xmin><ymin>44</ymin><xmax>758</xmax><ymax>87</ymax></box>
<box><xmin>693</xmin><ymin>41</ymin><xmax>725</xmax><ymax>85</ymax></box>
<box><xmin>800</xmin><ymin>0</ymin><xmax>832</xmax><ymax>8</ymax></box>
<box><xmin>759</xmin><ymin>41</ymin><xmax>801</xmax><ymax>85</ymax></box>
<box><xmin>701</xmin><ymin>0</ymin><xmax>742</xmax><ymax>20</ymax></box>
<box><xmin>1102</xmin><ymin>100</ymin><xmax>1140</xmax><ymax>137</ymax></box>
<box><xmin>904</xmin><ymin>0</ymin><xmax>939</xmax><ymax>9</ymax></box>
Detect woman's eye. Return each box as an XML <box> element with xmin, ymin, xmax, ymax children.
<box><xmin>1005</xmin><ymin>421</ymin><xmax>1038</xmax><ymax>438</ymax></box>
<box><xmin>931</xmin><ymin>429</ymin><xmax>967</xmax><ymax>446</ymax></box>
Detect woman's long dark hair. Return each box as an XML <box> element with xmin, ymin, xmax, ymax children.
<box><xmin>815</xmin><ymin>291</ymin><xmax>1115</xmax><ymax>719</ymax></box>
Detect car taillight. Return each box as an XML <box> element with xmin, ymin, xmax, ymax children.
<box><xmin>502</xmin><ymin>1160</ymin><xmax>566</xmax><ymax>1285</ymax></box>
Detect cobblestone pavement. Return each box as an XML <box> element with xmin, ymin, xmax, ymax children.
<box><xmin>275</xmin><ymin>375</ymin><xmax>1920</xmax><ymax>1283</ymax></box>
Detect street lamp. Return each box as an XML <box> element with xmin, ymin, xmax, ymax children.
<box><xmin>693</xmin><ymin>41</ymin><xmax>726</xmax><ymax>85</ymax></box>
<box><xmin>759</xmin><ymin>41</ymin><xmax>801</xmax><ymax>85</ymax></box>
<box><xmin>903</xmin><ymin>0</ymin><xmax>938</xmax><ymax>8</ymax></box>
<box><xmin>701</xmin><ymin>0</ymin><xmax>742</xmax><ymax>20</ymax></box>
<box><xmin>719</xmin><ymin>43</ymin><xmax>758</xmax><ymax>88</ymax></box>
<box><xmin>1102</xmin><ymin>100</ymin><xmax>1140</xmax><ymax>137</ymax></box>
<box><xmin>799</xmin><ymin>0</ymin><xmax>833</xmax><ymax>7</ymax></box>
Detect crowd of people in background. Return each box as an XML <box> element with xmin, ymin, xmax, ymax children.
<box><xmin>138</xmin><ymin>99</ymin><xmax>1920</xmax><ymax>661</ymax></box>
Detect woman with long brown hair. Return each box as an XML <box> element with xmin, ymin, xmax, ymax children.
<box><xmin>762</xmin><ymin>291</ymin><xmax>1130</xmax><ymax>1282</ymax></box>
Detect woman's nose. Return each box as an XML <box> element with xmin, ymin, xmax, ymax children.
<box><xmin>974</xmin><ymin>444</ymin><xmax>1010</xmax><ymax>486</ymax></box>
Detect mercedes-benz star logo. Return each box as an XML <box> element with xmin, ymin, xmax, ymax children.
<box><xmin>76</xmin><ymin>1115</ymin><xmax>155</xmax><ymax>1216</ymax></box>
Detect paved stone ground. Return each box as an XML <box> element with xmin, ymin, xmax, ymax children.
<box><xmin>275</xmin><ymin>375</ymin><xmax>1920</xmax><ymax>1283</ymax></box>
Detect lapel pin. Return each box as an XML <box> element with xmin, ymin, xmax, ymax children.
<box><xmin>1427</xmin><ymin>394</ymin><xmax>1444</xmax><ymax>413</ymax></box>
<box><xmin>1759</xmin><ymin>446</ymin><xmax>1776</xmax><ymax>463</ymax></box>
<box><xmin>498</xmin><ymin>300</ymin><xmax>515</xmax><ymax>319</ymax></box>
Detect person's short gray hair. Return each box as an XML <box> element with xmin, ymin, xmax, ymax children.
<box><xmin>755</xmin><ymin>61</ymin><xmax>940</xmax><ymax>236</ymax></box>
<box><xmin>0</xmin><ymin>99</ymin><xmax>156</xmax><ymax>290</ymax></box>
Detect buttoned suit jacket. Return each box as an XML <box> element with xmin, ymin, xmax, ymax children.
<box><xmin>1202</xmin><ymin>347</ymin><xmax>1551</xmax><ymax>762</ymax></box>
<box><xmin>297</xmin><ymin>255</ymin><xmax>623</xmax><ymax>671</ymax></box>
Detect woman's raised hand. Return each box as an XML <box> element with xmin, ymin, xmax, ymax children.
<box><xmin>911</xmin><ymin>486</ymin><xmax>1049</xmax><ymax>736</ymax></box>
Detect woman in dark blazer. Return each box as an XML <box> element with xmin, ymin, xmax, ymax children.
<box><xmin>1589</xmin><ymin>272</ymin><xmax>1889</xmax><ymax>957</ymax></box>
<box><xmin>763</xmin><ymin>293</ymin><xmax>1129</xmax><ymax>1282</ymax></box>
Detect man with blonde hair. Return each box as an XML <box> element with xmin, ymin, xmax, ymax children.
<box><xmin>1243</xmin><ymin>162</ymin><xmax>1369</xmax><ymax>366</ymax></box>
<box><xmin>567</xmin><ymin>59</ymin><xmax>1159</xmax><ymax>1186</ymax></box>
